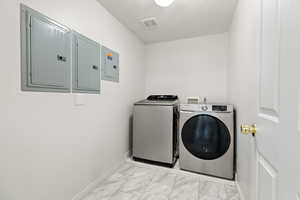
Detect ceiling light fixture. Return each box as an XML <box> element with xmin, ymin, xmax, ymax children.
<box><xmin>154</xmin><ymin>0</ymin><xmax>175</xmax><ymax>7</ymax></box>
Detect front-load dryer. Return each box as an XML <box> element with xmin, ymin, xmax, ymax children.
<box><xmin>179</xmin><ymin>103</ymin><xmax>235</xmax><ymax>180</ymax></box>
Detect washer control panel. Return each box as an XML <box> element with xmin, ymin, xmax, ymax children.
<box><xmin>201</xmin><ymin>105</ymin><xmax>208</xmax><ymax>111</ymax></box>
<box><xmin>212</xmin><ymin>105</ymin><xmax>228</xmax><ymax>112</ymax></box>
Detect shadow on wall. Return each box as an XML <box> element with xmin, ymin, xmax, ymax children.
<box><xmin>128</xmin><ymin>114</ymin><xmax>133</xmax><ymax>157</ymax></box>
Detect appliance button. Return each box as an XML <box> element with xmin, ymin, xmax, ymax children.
<box><xmin>202</xmin><ymin>105</ymin><xmax>208</xmax><ymax>111</ymax></box>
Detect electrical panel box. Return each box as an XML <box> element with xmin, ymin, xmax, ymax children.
<box><xmin>72</xmin><ymin>32</ymin><xmax>101</xmax><ymax>93</ymax></box>
<box><xmin>101</xmin><ymin>46</ymin><xmax>119</xmax><ymax>82</ymax></box>
<box><xmin>20</xmin><ymin>5</ymin><xmax>71</xmax><ymax>92</ymax></box>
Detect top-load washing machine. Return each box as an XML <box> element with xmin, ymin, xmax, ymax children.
<box><xmin>179</xmin><ymin>103</ymin><xmax>235</xmax><ymax>180</ymax></box>
<box><xmin>133</xmin><ymin>95</ymin><xmax>179</xmax><ymax>167</ymax></box>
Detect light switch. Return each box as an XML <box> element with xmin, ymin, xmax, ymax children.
<box><xmin>74</xmin><ymin>94</ymin><xmax>86</xmax><ymax>106</ymax></box>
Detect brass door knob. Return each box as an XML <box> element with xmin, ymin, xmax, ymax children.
<box><xmin>241</xmin><ymin>124</ymin><xmax>257</xmax><ymax>136</ymax></box>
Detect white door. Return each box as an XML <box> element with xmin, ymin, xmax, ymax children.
<box><xmin>243</xmin><ymin>0</ymin><xmax>300</xmax><ymax>199</ymax></box>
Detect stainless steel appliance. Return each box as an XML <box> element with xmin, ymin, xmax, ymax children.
<box><xmin>179</xmin><ymin>103</ymin><xmax>235</xmax><ymax>180</ymax></box>
<box><xmin>133</xmin><ymin>95</ymin><xmax>179</xmax><ymax>167</ymax></box>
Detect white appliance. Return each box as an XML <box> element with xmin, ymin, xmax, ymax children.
<box><xmin>179</xmin><ymin>103</ymin><xmax>235</xmax><ymax>180</ymax></box>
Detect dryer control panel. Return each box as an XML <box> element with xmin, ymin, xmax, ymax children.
<box><xmin>212</xmin><ymin>105</ymin><xmax>228</xmax><ymax>112</ymax></box>
<box><xmin>180</xmin><ymin>104</ymin><xmax>233</xmax><ymax>113</ymax></box>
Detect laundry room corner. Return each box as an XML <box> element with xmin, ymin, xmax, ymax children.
<box><xmin>144</xmin><ymin>33</ymin><xmax>230</xmax><ymax>103</ymax></box>
<box><xmin>227</xmin><ymin>0</ymin><xmax>261</xmax><ymax>199</ymax></box>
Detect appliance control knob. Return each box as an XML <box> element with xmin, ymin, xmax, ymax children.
<box><xmin>202</xmin><ymin>105</ymin><xmax>208</xmax><ymax>111</ymax></box>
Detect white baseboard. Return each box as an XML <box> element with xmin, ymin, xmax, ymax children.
<box><xmin>71</xmin><ymin>151</ymin><xmax>130</xmax><ymax>200</ymax></box>
<box><xmin>235</xmin><ymin>173</ymin><xmax>246</xmax><ymax>200</ymax></box>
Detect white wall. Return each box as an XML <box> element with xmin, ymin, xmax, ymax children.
<box><xmin>228</xmin><ymin>0</ymin><xmax>260</xmax><ymax>199</ymax></box>
<box><xmin>145</xmin><ymin>33</ymin><xmax>228</xmax><ymax>103</ymax></box>
<box><xmin>0</xmin><ymin>1</ymin><xmax>145</xmax><ymax>200</ymax></box>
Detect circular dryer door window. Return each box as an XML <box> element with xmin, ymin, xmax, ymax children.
<box><xmin>181</xmin><ymin>114</ymin><xmax>231</xmax><ymax>160</ymax></box>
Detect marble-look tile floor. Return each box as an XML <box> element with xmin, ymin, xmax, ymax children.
<box><xmin>82</xmin><ymin>161</ymin><xmax>240</xmax><ymax>200</ymax></box>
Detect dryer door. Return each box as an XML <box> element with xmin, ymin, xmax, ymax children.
<box><xmin>181</xmin><ymin>114</ymin><xmax>231</xmax><ymax>160</ymax></box>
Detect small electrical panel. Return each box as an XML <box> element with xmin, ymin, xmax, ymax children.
<box><xmin>72</xmin><ymin>32</ymin><xmax>101</xmax><ymax>94</ymax></box>
<box><xmin>20</xmin><ymin>4</ymin><xmax>71</xmax><ymax>92</ymax></box>
<box><xmin>101</xmin><ymin>46</ymin><xmax>119</xmax><ymax>82</ymax></box>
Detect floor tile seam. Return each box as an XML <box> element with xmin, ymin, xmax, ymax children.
<box><xmin>141</xmin><ymin>173</ymin><xmax>176</xmax><ymax>200</ymax></box>
<box><xmin>197</xmin><ymin>178</ymin><xmax>202</xmax><ymax>200</ymax></box>
<box><xmin>166</xmin><ymin>173</ymin><xmax>180</xmax><ymax>200</ymax></box>
<box><xmin>108</xmin><ymin>176</ymin><xmax>131</xmax><ymax>200</ymax></box>
<box><xmin>126</xmin><ymin>165</ymin><xmax>137</xmax><ymax>177</ymax></box>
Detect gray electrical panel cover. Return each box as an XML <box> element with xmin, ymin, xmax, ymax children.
<box><xmin>72</xmin><ymin>32</ymin><xmax>101</xmax><ymax>93</ymax></box>
<box><xmin>21</xmin><ymin>4</ymin><xmax>71</xmax><ymax>92</ymax></box>
<box><xmin>101</xmin><ymin>46</ymin><xmax>119</xmax><ymax>82</ymax></box>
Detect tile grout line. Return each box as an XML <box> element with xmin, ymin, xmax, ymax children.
<box><xmin>197</xmin><ymin>178</ymin><xmax>201</xmax><ymax>200</ymax></box>
<box><xmin>167</xmin><ymin>173</ymin><xmax>179</xmax><ymax>200</ymax></box>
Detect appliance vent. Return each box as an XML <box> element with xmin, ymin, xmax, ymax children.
<box><xmin>141</xmin><ymin>17</ymin><xmax>158</xmax><ymax>29</ymax></box>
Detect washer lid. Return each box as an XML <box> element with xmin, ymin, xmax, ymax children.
<box><xmin>147</xmin><ymin>95</ymin><xmax>178</xmax><ymax>101</ymax></box>
<box><xmin>135</xmin><ymin>99</ymin><xmax>178</xmax><ymax>106</ymax></box>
